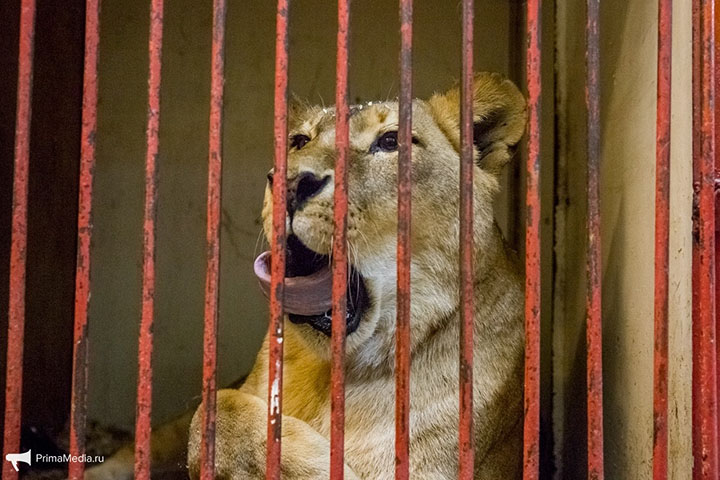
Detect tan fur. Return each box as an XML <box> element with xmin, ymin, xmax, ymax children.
<box><xmin>186</xmin><ymin>72</ymin><xmax>527</xmax><ymax>479</ymax></box>
<box><xmin>83</xmin><ymin>72</ymin><xmax>526</xmax><ymax>480</ymax></box>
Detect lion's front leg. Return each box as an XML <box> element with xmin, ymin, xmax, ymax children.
<box><xmin>188</xmin><ymin>389</ymin><xmax>360</xmax><ymax>480</ymax></box>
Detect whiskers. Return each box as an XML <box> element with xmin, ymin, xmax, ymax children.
<box><xmin>328</xmin><ymin>234</ymin><xmax>363</xmax><ymax>311</ymax></box>
<box><xmin>347</xmin><ymin>241</ymin><xmax>362</xmax><ymax>309</ymax></box>
<box><xmin>315</xmin><ymin>231</ymin><xmax>329</xmax><ymax>266</ymax></box>
<box><xmin>353</xmin><ymin>227</ymin><xmax>373</xmax><ymax>254</ymax></box>
<box><xmin>385</xmin><ymin>81</ymin><xmax>397</xmax><ymax>103</ymax></box>
<box><xmin>253</xmin><ymin>227</ymin><xmax>268</xmax><ymax>259</ymax></box>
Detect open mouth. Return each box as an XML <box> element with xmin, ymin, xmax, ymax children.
<box><xmin>254</xmin><ymin>235</ymin><xmax>369</xmax><ymax>336</ymax></box>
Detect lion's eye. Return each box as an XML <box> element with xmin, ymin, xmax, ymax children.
<box><xmin>290</xmin><ymin>134</ymin><xmax>311</xmax><ymax>150</ymax></box>
<box><xmin>371</xmin><ymin>131</ymin><xmax>420</xmax><ymax>153</ymax></box>
<box><xmin>376</xmin><ymin>131</ymin><xmax>398</xmax><ymax>152</ymax></box>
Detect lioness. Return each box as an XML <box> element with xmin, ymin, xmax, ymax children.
<box><xmin>187</xmin><ymin>72</ymin><xmax>526</xmax><ymax>479</ymax></box>
<box><xmin>85</xmin><ymin>72</ymin><xmax>526</xmax><ymax>479</ymax></box>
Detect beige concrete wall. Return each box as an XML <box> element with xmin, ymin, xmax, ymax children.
<box><xmin>88</xmin><ymin>0</ymin><xmax>515</xmax><ymax>429</ymax></box>
<box><xmin>87</xmin><ymin>1</ymin><xmax>694</xmax><ymax>475</ymax></box>
<box><xmin>667</xmin><ymin>2</ymin><xmax>694</xmax><ymax>476</ymax></box>
<box><xmin>553</xmin><ymin>0</ymin><xmax>693</xmax><ymax>478</ymax></box>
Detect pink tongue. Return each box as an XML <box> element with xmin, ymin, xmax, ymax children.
<box><xmin>253</xmin><ymin>251</ymin><xmax>333</xmax><ymax>316</ymax></box>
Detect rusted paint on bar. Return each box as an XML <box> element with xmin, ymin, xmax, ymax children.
<box><xmin>2</xmin><ymin>1</ymin><xmax>36</xmax><ymax>479</ymax></box>
<box><xmin>330</xmin><ymin>0</ymin><xmax>350</xmax><ymax>478</ymax></box>
<box><xmin>134</xmin><ymin>1</ymin><xmax>164</xmax><ymax>478</ymax></box>
<box><xmin>714</xmin><ymin>0</ymin><xmax>720</xmax><ymax>448</ymax></box>
<box><xmin>523</xmin><ymin>0</ymin><xmax>541</xmax><ymax>478</ymax></box>
<box><xmin>67</xmin><ymin>0</ymin><xmax>101</xmax><ymax>478</ymax></box>
<box><xmin>458</xmin><ymin>0</ymin><xmax>474</xmax><ymax>478</ymax></box>
<box><xmin>199</xmin><ymin>1</ymin><xmax>226</xmax><ymax>479</ymax></box>
<box><xmin>395</xmin><ymin>0</ymin><xmax>413</xmax><ymax>479</ymax></box>
<box><xmin>691</xmin><ymin>0</ymin><xmax>718</xmax><ymax>478</ymax></box>
<box><xmin>266</xmin><ymin>1</ymin><xmax>289</xmax><ymax>478</ymax></box>
<box><xmin>653</xmin><ymin>0</ymin><xmax>672</xmax><ymax>478</ymax></box>
<box><xmin>585</xmin><ymin>0</ymin><xmax>604</xmax><ymax>478</ymax></box>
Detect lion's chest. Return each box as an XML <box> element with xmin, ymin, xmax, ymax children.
<box><xmin>295</xmin><ymin>373</ymin><xmax>460</xmax><ymax>479</ymax></box>
<box><xmin>309</xmin><ymin>379</ymin><xmax>398</xmax><ymax>479</ymax></box>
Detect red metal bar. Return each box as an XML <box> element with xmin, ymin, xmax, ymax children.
<box><xmin>330</xmin><ymin>0</ymin><xmax>350</xmax><ymax>478</ymax></box>
<box><xmin>715</xmin><ymin>0</ymin><xmax>720</xmax><ymax>447</ymax></box>
<box><xmin>692</xmin><ymin>0</ymin><xmax>718</xmax><ymax>478</ymax></box>
<box><xmin>585</xmin><ymin>0</ymin><xmax>604</xmax><ymax>478</ymax></box>
<box><xmin>653</xmin><ymin>1</ymin><xmax>672</xmax><ymax>478</ymax></box>
<box><xmin>2</xmin><ymin>2</ymin><xmax>36</xmax><ymax>479</ymax></box>
<box><xmin>67</xmin><ymin>0</ymin><xmax>100</xmax><ymax>478</ymax></box>
<box><xmin>266</xmin><ymin>0</ymin><xmax>289</xmax><ymax>478</ymax></box>
<box><xmin>523</xmin><ymin>0</ymin><xmax>541</xmax><ymax>478</ymax></box>
<box><xmin>199</xmin><ymin>0</ymin><xmax>226</xmax><ymax>479</ymax></box>
<box><xmin>458</xmin><ymin>0</ymin><xmax>474</xmax><ymax>478</ymax></box>
<box><xmin>395</xmin><ymin>0</ymin><xmax>413</xmax><ymax>478</ymax></box>
<box><xmin>133</xmin><ymin>1</ymin><xmax>164</xmax><ymax>478</ymax></box>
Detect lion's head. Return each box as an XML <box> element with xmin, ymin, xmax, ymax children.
<box><xmin>258</xmin><ymin>72</ymin><xmax>526</xmax><ymax>370</ymax></box>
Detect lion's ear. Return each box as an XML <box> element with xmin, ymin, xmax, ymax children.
<box><xmin>428</xmin><ymin>72</ymin><xmax>527</xmax><ymax>175</ymax></box>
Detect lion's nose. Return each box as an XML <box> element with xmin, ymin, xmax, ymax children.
<box><xmin>287</xmin><ymin>171</ymin><xmax>330</xmax><ymax>215</ymax></box>
<box><xmin>295</xmin><ymin>172</ymin><xmax>329</xmax><ymax>205</ymax></box>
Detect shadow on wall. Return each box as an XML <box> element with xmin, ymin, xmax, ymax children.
<box><xmin>0</xmin><ymin>0</ymin><xmax>85</xmax><ymax>437</ymax></box>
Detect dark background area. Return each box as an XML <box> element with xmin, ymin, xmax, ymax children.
<box><xmin>1</xmin><ymin>0</ymin><xmax>85</xmax><ymax>448</ymax></box>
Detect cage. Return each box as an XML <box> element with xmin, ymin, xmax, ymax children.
<box><xmin>0</xmin><ymin>0</ymin><xmax>716</xmax><ymax>479</ymax></box>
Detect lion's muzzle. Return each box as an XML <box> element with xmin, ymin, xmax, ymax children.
<box><xmin>253</xmin><ymin>235</ymin><xmax>369</xmax><ymax>336</ymax></box>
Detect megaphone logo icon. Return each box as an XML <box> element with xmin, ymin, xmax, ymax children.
<box><xmin>5</xmin><ymin>449</ymin><xmax>31</xmax><ymax>471</ymax></box>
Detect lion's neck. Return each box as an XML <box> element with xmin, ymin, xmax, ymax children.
<box><xmin>343</xmin><ymin>227</ymin><xmax>521</xmax><ymax>380</ymax></box>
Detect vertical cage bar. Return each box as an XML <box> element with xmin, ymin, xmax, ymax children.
<box><xmin>458</xmin><ymin>0</ymin><xmax>475</xmax><ymax>478</ymax></box>
<box><xmin>133</xmin><ymin>0</ymin><xmax>164</xmax><ymax>478</ymax></box>
<box><xmin>715</xmin><ymin>0</ymin><xmax>720</xmax><ymax>446</ymax></box>
<box><xmin>585</xmin><ymin>0</ymin><xmax>604</xmax><ymax>478</ymax></box>
<box><xmin>523</xmin><ymin>0</ymin><xmax>541</xmax><ymax>478</ymax></box>
<box><xmin>653</xmin><ymin>0</ymin><xmax>672</xmax><ymax>478</ymax></box>
<box><xmin>330</xmin><ymin>0</ymin><xmax>350</xmax><ymax>477</ymax></box>
<box><xmin>67</xmin><ymin>0</ymin><xmax>100</xmax><ymax>478</ymax></box>
<box><xmin>2</xmin><ymin>1</ymin><xmax>36</xmax><ymax>479</ymax></box>
<box><xmin>266</xmin><ymin>0</ymin><xmax>289</xmax><ymax>478</ymax></box>
<box><xmin>199</xmin><ymin>0</ymin><xmax>227</xmax><ymax>478</ymax></box>
<box><xmin>395</xmin><ymin>0</ymin><xmax>413</xmax><ymax>479</ymax></box>
<box><xmin>691</xmin><ymin>0</ymin><xmax>718</xmax><ymax>477</ymax></box>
